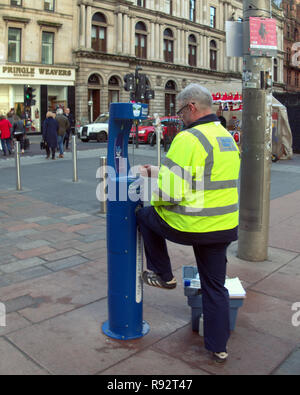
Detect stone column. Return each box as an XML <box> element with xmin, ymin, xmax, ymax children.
<box><xmin>80</xmin><ymin>4</ymin><xmax>86</xmax><ymax>47</ymax></box>
<box><xmin>123</xmin><ymin>13</ymin><xmax>129</xmax><ymax>55</ymax></box>
<box><xmin>86</xmin><ymin>5</ymin><xmax>92</xmax><ymax>49</ymax></box>
<box><xmin>117</xmin><ymin>12</ymin><xmax>123</xmax><ymax>53</ymax></box>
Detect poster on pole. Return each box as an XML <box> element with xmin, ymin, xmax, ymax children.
<box><xmin>249</xmin><ymin>17</ymin><xmax>277</xmax><ymax>57</ymax></box>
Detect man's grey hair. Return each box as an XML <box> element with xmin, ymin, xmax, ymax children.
<box><xmin>56</xmin><ymin>108</ymin><xmax>63</xmax><ymax>115</ymax></box>
<box><xmin>177</xmin><ymin>83</ymin><xmax>213</xmax><ymax>110</ymax></box>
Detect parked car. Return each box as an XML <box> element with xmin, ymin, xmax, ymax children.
<box><xmin>77</xmin><ymin>113</ymin><xmax>109</xmax><ymax>142</ymax></box>
<box><xmin>129</xmin><ymin>116</ymin><xmax>182</xmax><ymax>144</ymax></box>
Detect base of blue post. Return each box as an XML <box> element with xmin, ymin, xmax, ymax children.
<box><xmin>102</xmin><ymin>320</ymin><xmax>150</xmax><ymax>340</ymax></box>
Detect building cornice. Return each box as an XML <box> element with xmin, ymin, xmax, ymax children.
<box><xmin>74</xmin><ymin>50</ymin><xmax>241</xmax><ymax>80</ymax></box>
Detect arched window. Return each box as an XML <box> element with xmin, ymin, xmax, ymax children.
<box><xmin>165</xmin><ymin>80</ymin><xmax>177</xmax><ymax>116</ymax></box>
<box><xmin>135</xmin><ymin>21</ymin><xmax>147</xmax><ymax>59</ymax></box>
<box><xmin>88</xmin><ymin>74</ymin><xmax>102</xmax><ymax>121</ymax></box>
<box><xmin>210</xmin><ymin>40</ymin><xmax>217</xmax><ymax>70</ymax></box>
<box><xmin>108</xmin><ymin>76</ymin><xmax>120</xmax><ymax>108</ymax></box>
<box><xmin>88</xmin><ymin>74</ymin><xmax>101</xmax><ymax>85</ymax></box>
<box><xmin>188</xmin><ymin>34</ymin><xmax>197</xmax><ymax>66</ymax></box>
<box><xmin>164</xmin><ymin>28</ymin><xmax>174</xmax><ymax>63</ymax></box>
<box><xmin>92</xmin><ymin>12</ymin><xmax>107</xmax><ymax>52</ymax></box>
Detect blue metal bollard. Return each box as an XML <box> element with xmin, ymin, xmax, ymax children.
<box><xmin>102</xmin><ymin>102</ymin><xmax>150</xmax><ymax>340</ymax></box>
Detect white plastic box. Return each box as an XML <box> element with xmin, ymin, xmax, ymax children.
<box><xmin>183</xmin><ymin>266</ymin><xmax>246</xmax><ymax>332</ymax></box>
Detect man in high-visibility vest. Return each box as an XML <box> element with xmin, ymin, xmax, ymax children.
<box><xmin>136</xmin><ymin>83</ymin><xmax>240</xmax><ymax>363</ymax></box>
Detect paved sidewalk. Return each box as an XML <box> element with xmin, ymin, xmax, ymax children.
<box><xmin>0</xmin><ymin>150</ymin><xmax>299</xmax><ymax>375</ymax></box>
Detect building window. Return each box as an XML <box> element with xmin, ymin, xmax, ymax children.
<box><xmin>165</xmin><ymin>0</ymin><xmax>173</xmax><ymax>15</ymax></box>
<box><xmin>42</xmin><ymin>32</ymin><xmax>54</xmax><ymax>64</ymax></box>
<box><xmin>92</xmin><ymin>13</ymin><xmax>107</xmax><ymax>52</ymax></box>
<box><xmin>273</xmin><ymin>58</ymin><xmax>278</xmax><ymax>82</ymax></box>
<box><xmin>287</xmin><ymin>70</ymin><xmax>291</xmax><ymax>85</ymax></box>
<box><xmin>8</xmin><ymin>28</ymin><xmax>21</xmax><ymax>63</ymax></box>
<box><xmin>295</xmin><ymin>73</ymin><xmax>299</xmax><ymax>88</ymax></box>
<box><xmin>189</xmin><ymin>0</ymin><xmax>196</xmax><ymax>22</ymax></box>
<box><xmin>188</xmin><ymin>34</ymin><xmax>197</xmax><ymax>66</ymax></box>
<box><xmin>108</xmin><ymin>76</ymin><xmax>120</xmax><ymax>109</ymax></box>
<box><xmin>137</xmin><ymin>0</ymin><xmax>146</xmax><ymax>7</ymax></box>
<box><xmin>164</xmin><ymin>28</ymin><xmax>174</xmax><ymax>63</ymax></box>
<box><xmin>210</xmin><ymin>7</ymin><xmax>216</xmax><ymax>28</ymax></box>
<box><xmin>210</xmin><ymin>40</ymin><xmax>217</xmax><ymax>70</ymax></box>
<box><xmin>165</xmin><ymin>80</ymin><xmax>177</xmax><ymax>116</ymax></box>
<box><xmin>287</xmin><ymin>47</ymin><xmax>291</xmax><ymax>64</ymax></box>
<box><xmin>11</xmin><ymin>0</ymin><xmax>22</xmax><ymax>6</ymax></box>
<box><xmin>44</xmin><ymin>0</ymin><xmax>54</xmax><ymax>11</ymax></box>
<box><xmin>135</xmin><ymin>22</ymin><xmax>147</xmax><ymax>59</ymax></box>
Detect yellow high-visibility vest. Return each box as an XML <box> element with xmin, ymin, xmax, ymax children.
<box><xmin>151</xmin><ymin>122</ymin><xmax>240</xmax><ymax>233</ymax></box>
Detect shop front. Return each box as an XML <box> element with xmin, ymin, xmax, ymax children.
<box><xmin>0</xmin><ymin>64</ymin><xmax>75</xmax><ymax>133</ymax></box>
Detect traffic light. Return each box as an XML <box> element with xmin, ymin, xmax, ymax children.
<box><xmin>124</xmin><ymin>67</ymin><xmax>155</xmax><ymax>103</ymax></box>
<box><xmin>24</xmin><ymin>85</ymin><xmax>36</xmax><ymax>107</ymax></box>
<box><xmin>124</xmin><ymin>73</ymin><xmax>135</xmax><ymax>92</ymax></box>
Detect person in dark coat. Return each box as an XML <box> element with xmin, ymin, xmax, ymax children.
<box><xmin>63</xmin><ymin>107</ymin><xmax>75</xmax><ymax>150</ymax></box>
<box><xmin>12</xmin><ymin>116</ymin><xmax>26</xmax><ymax>154</ymax></box>
<box><xmin>42</xmin><ymin>111</ymin><xmax>59</xmax><ymax>159</ymax></box>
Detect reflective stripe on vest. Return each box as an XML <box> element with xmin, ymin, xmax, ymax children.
<box><xmin>162</xmin><ymin>126</ymin><xmax>238</xmax><ymax>217</ymax></box>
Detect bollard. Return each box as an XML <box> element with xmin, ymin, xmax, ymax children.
<box><xmin>99</xmin><ymin>156</ymin><xmax>107</xmax><ymax>214</ymax></box>
<box><xmin>15</xmin><ymin>141</ymin><xmax>22</xmax><ymax>191</ymax></box>
<box><xmin>154</xmin><ymin>113</ymin><xmax>161</xmax><ymax>167</ymax></box>
<box><xmin>72</xmin><ymin>135</ymin><xmax>78</xmax><ymax>182</ymax></box>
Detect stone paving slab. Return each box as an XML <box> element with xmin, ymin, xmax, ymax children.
<box><xmin>0</xmin><ymin>161</ymin><xmax>300</xmax><ymax>375</ymax></box>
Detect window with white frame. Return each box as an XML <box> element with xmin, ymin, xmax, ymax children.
<box><xmin>42</xmin><ymin>31</ymin><xmax>54</xmax><ymax>64</ymax></box>
<box><xmin>136</xmin><ymin>0</ymin><xmax>146</xmax><ymax>7</ymax></box>
<box><xmin>8</xmin><ymin>28</ymin><xmax>21</xmax><ymax>62</ymax></box>
<box><xmin>92</xmin><ymin>13</ymin><xmax>107</xmax><ymax>52</ymax></box>
<box><xmin>188</xmin><ymin>34</ymin><xmax>197</xmax><ymax>66</ymax></box>
<box><xmin>11</xmin><ymin>0</ymin><xmax>22</xmax><ymax>6</ymax></box>
<box><xmin>44</xmin><ymin>0</ymin><xmax>54</xmax><ymax>11</ymax></box>
<box><xmin>135</xmin><ymin>22</ymin><xmax>147</xmax><ymax>59</ymax></box>
<box><xmin>210</xmin><ymin>6</ymin><xmax>216</xmax><ymax>28</ymax></box>
<box><xmin>189</xmin><ymin>0</ymin><xmax>196</xmax><ymax>22</ymax></box>
<box><xmin>165</xmin><ymin>0</ymin><xmax>173</xmax><ymax>15</ymax></box>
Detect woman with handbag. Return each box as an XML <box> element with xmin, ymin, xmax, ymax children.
<box><xmin>42</xmin><ymin>111</ymin><xmax>59</xmax><ymax>159</ymax></box>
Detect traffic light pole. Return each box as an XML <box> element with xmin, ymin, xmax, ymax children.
<box><xmin>237</xmin><ymin>0</ymin><xmax>273</xmax><ymax>261</ymax></box>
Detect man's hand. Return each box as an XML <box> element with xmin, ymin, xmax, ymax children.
<box><xmin>139</xmin><ymin>164</ymin><xmax>159</xmax><ymax>178</ymax></box>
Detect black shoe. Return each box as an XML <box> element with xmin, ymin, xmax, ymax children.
<box><xmin>3</xmin><ymin>152</ymin><xmax>6</xmax><ymax>156</ymax></box>
<box><xmin>142</xmin><ymin>271</ymin><xmax>177</xmax><ymax>289</ymax></box>
<box><xmin>213</xmin><ymin>352</ymin><xmax>228</xmax><ymax>363</ymax></box>
<box><xmin>8</xmin><ymin>151</ymin><xmax>12</xmax><ymax>155</ymax></box>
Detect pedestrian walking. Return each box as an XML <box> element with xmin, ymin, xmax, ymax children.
<box><xmin>63</xmin><ymin>107</ymin><xmax>74</xmax><ymax>150</ymax></box>
<box><xmin>56</xmin><ymin>108</ymin><xmax>70</xmax><ymax>158</ymax></box>
<box><xmin>137</xmin><ymin>83</ymin><xmax>240</xmax><ymax>364</ymax></box>
<box><xmin>7</xmin><ymin>108</ymin><xmax>16</xmax><ymax>151</ymax></box>
<box><xmin>12</xmin><ymin>116</ymin><xmax>26</xmax><ymax>154</ymax></box>
<box><xmin>42</xmin><ymin>111</ymin><xmax>59</xmax><ymax>160</ymax></box>
<box><xmin>0</xmin><ymin>114</ymin><xmax>12</xmax><ymax>156</ymax></box>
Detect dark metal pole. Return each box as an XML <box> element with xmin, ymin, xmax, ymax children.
<box><xmin>237</xmin><ymin>0</ymin><xmax>273</xmax><ymax>261</ymax></box>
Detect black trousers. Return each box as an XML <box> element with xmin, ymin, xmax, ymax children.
<box><xmin>46</xmin><ymin>146</ymin><xmax>56</xmax><ymax>159</ymax></box>
<box><xmin>15</xmin><ymin>134</ymin><xmax>25</xmax><ymax>150</ymax></box>
<box><xmin>136</xmin><ymin>206</ymin><xmax>232</xmax><ymax>353</ymax></box>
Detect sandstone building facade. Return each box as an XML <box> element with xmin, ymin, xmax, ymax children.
<box><xmin>0</xmin><ymin>0</ymin><xmax>285</xmax><ymax>129</ymax></box>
